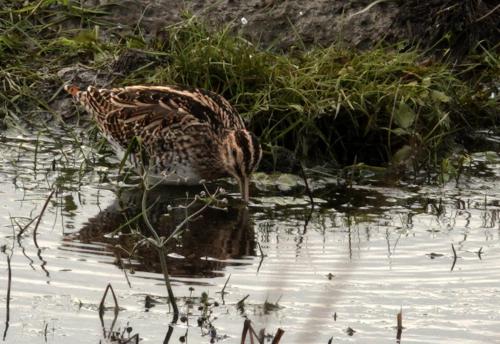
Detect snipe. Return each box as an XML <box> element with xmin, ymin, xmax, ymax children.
<box><xmin>65</xmin><ymin>84</ymin><xmax>262</xmax><ymax>202</ymax></box>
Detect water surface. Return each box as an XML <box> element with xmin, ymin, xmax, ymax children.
<box><xmin>0</xmin><ymin>128</ymin><xmax>499</xmax><ymax>343</ymax></box>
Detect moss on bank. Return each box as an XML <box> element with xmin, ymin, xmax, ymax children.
<box><xmin>0</xmin><ymin>1</ymin><xmax>498</xmax><ymax>175</ymax></box>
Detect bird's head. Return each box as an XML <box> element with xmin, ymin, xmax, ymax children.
<box><xmin>220</xmin><ymin>129</ymin><xmax>262</xmax><ymax>202</ymax></box>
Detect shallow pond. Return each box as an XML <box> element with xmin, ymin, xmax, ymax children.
<box><xmin>0</xmin><ymin>127</ymin><xmax>499</xmax><ymax>344</ymax></box>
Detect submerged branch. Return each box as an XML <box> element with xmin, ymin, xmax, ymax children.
<box><xmin>32</xmin><ymin>189</ymin><xmax>56</xmax><ymax>247</ymax></box>
<box><xmin>98</xmin><ymin>283</ymin><xmax>120</xmax><ymax>318</ymax></box>
<box><xmin>2</xmin><ymin>250</ymin><xmax>12</xmax><ymax>341</ymax></box>
<box><xmin>140</xmin><ymin>182</ymin><xmax>179</xmax><ymax>321</ymax></box>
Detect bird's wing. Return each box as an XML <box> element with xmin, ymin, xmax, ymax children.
<box><xmin>80</xmin><ymin>85</ymin><xmax>244</xmax><ymax>147</ymax></box>
<box><xmin>112</xmin><ymin>85</ymin><xmax>243</xmax><ymax>127</ymax></box>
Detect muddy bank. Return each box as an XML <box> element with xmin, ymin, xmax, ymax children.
<box><xmin>85</xmin><ymin>0</ymin><xmax>499</xmax><ymax>54</ymax></box>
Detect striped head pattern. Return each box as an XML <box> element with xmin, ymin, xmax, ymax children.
<box><xmin>221</xmin><ymin>129</ymin><xmax>262</xmax><ymax>202</ymax></box>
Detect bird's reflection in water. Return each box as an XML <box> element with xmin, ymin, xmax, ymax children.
<box><xmin>65</xmin><ymin>186</ymin><xmax>256</xmax><ymax>278</ymax></box>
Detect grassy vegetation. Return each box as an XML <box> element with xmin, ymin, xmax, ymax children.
<box><xmin>1</xmin><ymin>1</ymin><xmax>498</xmax><ymax>176</ymax></box>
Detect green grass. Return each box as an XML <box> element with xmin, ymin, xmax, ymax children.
<box><xmin>0</xmin><ymin>1</ymin><xmax>498</xmax><ymax>176</ymax></box>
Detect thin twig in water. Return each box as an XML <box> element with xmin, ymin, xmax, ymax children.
<box><xmin>241</xmin><ymin>318</ymin><xmax>284</xmax><ymax>344</ymax></box>
<box><xmin>141</xmin><ymin>182</ymin><xmax>179</xmax><ymax>321</ymax></box>
<box><xmin>218</xmin><ymin>273</ymin><xmax>231</xmax><ymax>304</ymax></box>
<box><xmin>257</xmin><ymin>242</ymin><xmax>265</xmax><ymax>258</ymax></box>
<box><xmin>241</xmin><ymin>319</ymin><xmax>250</xmax><ymax>344</ymax></box>
<box><xmin>116</xmin><ymin>253</ymin><xmax>132</xmax><ymax>288</ymax></box>
<box><xmin>221</xmin><ymin>274</ymin><xmax>231</xmax><ymax>295</ymax></box>
<box><xmin>43</xmin><ymin>322</ymin><xmax>48</xmax><ymax>343</ymax></box>
<box><xmin>2</xmin><ymin>224</ymin><xmax>14</xmax><ymax>339</ymax></box>
<box><xmin>12</xmin><ymin>217</ymin><xmax>35</xmax><ymax>269</ymax></box>
<box><xmin>237</xmin><ymin>294</ymin><xmax>250</xmax><ymax>314</ymax></box>
<box><xmin>271</xmin><ymin>328</ymin><xmax>285</xmax><ymax>344</ymax></box>
<box><xmin>248</xmin><ymin>323</ymin><xmax>259</xmax><ymax>344</ymax></box>
<box><xmin>122</xmin><ymin>333</ymin><xmax>140</xmax><ymax>344</ymax></box>
<box><xmin>298</xmin><ymin>162</ymin><xmax>314</xmax><ymax>208</ymax></box>
<box><xmin>14</xmin><ymin>215</ymin><xmax>39</xmax><ymax>238</ymax></box>
<box><xmin>30</xmin><ymin>196</ymin><xmax>52</xmax><ymax>279</ymax></box>
<box><xmin>477</xmin><ymin>247</ymin><xmax>483</xmax><ymax>260</ymax></box>
<box><xmin>296</xmin><ymin>204</ymin><xmax>314</xmax><ymax>255</ymax></box>
<box><xmin>158</xmin><ymin>248</ymin><xmax>179</xmax><ymax>322</ymax></box>
<box><xmin>32</xmin><ymin>189</ymin><xmax>56</xmax><ymax>247</ymax></box>
<box><xmin>163</xmin><ymin>324</ymin><xmax>175</xmax><ymax>344</ymax></box>
<box><xmin>137</xmin><ymin>156</ymin><xmax>217</xmax><ymax>323</ymax></box>
<box><xmin>396</xmin><ymin>307</ymin><xmax>403</xmax><ymax>343</ymax></box>
<box><xmin>256</xmin><ymin>242</ymin><xmax>266</xmax><ymax>273</ymax></box>
<box><xmin>98</xmin><ymin>283</ymin><xmax>120</xmax><ymax>318</ymax></box>
<box><xmin>451</xmin><ymin>243</ymin><xmax>458</xmax><ymax>271</ymax></box>
<box><xmin>2</xmin><ymin>250</ymin><xmax>12</xmax><ymax>341</ymax></box>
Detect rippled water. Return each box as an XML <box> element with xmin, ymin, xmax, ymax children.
<box><xmin>0</xmin><ymin>127</ymin><xmax>499</xmax><ymax>344</ymax></box>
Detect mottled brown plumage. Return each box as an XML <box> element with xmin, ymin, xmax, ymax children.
<box><xmin>65</xmin><ymin>84</ymin><xmax>262</xmax><ymax>201</ymax></box>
